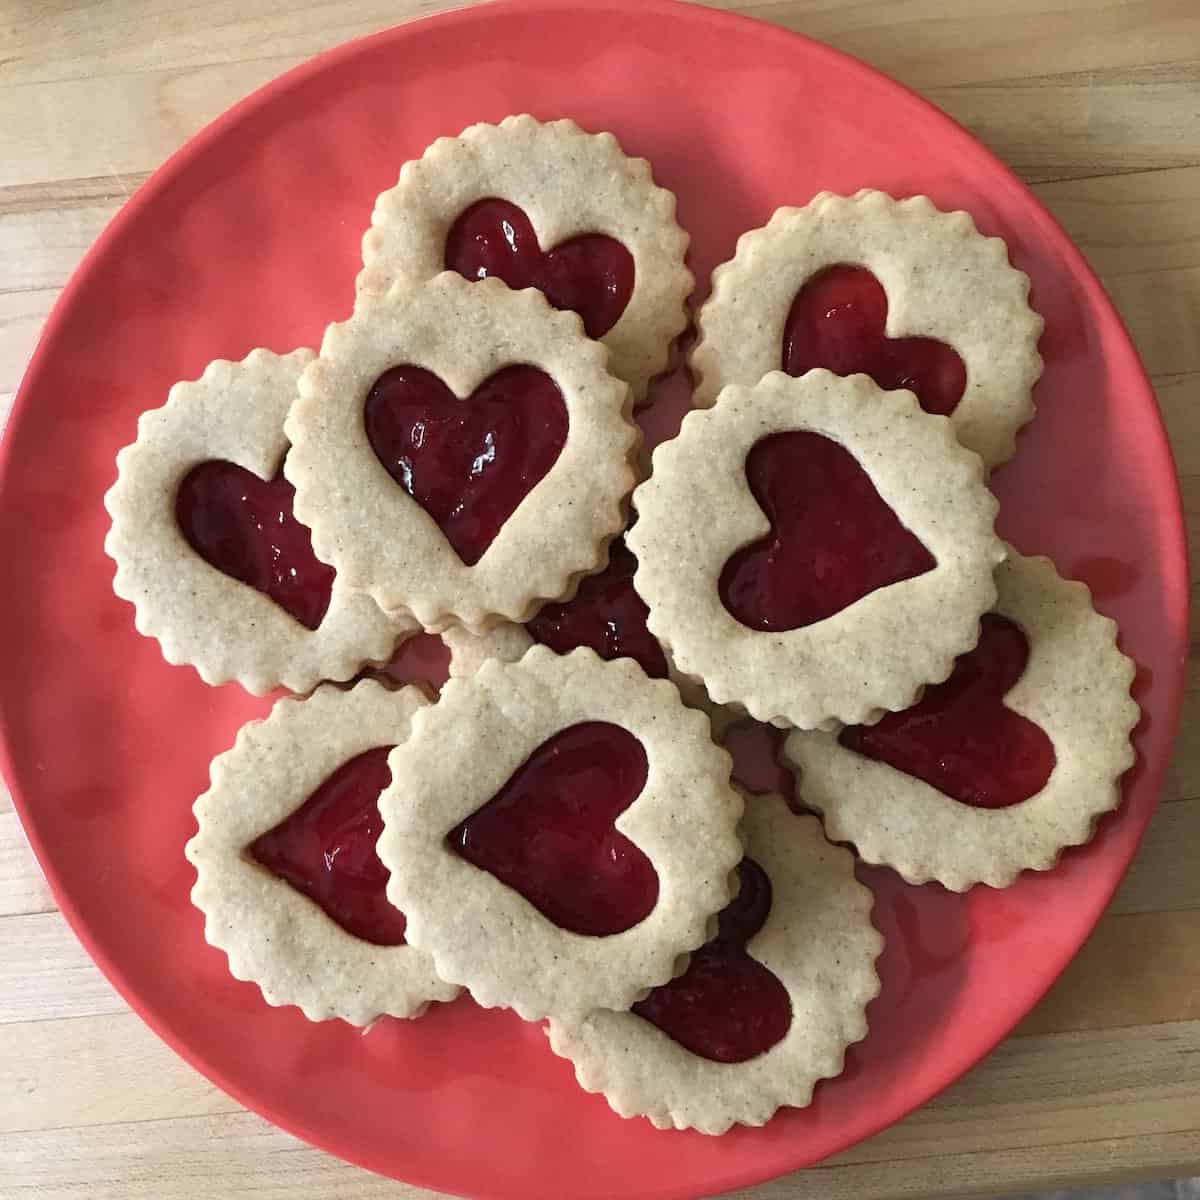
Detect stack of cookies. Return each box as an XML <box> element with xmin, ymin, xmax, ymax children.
<box><xmin>103</xmin><ymin>116</ymin><xmax>1138</xmax><ymax>1135</ymax></box>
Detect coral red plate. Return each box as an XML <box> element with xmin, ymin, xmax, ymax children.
<box><xmin>0</xmin><ymin>1</ymin><xmax>1186</xmax><ymax>1197</ymax></box>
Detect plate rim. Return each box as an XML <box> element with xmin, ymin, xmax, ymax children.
<box><xmin>0</xmin><ymin>0</ymin><xmax>1189</xmax><ymax>1196</ymax></box>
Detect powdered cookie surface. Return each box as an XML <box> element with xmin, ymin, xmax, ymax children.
<box><xmin>358</xmin><ymin>114</ymin><xmax>692</xmax><ymax>405</ymax></box>
<box><xmin>104</xmin><ymin>348</ymin><xmax>413</xmax><ymax>694</ymax></box>
<box><xmin>376</xmin><ymin>646</ymin><xmax>744</xmax><ymax>1024</ymax></box>
<box><xmin>784</xmin><ymin>551</ymin><xmax>1139</xmax><ymax>890</ymax></box>
<box><xmin>186</xmin><ymin>681</ymin><xmax>458</xmax><ymax>1025</ymax></box>
<box><xmin>285</xmin><ymin>274</ymin><xmax>637</xmax><ymax>632</ymax></box>
<box><xmin>691</xmin><ymin>190</ymin><xmax>1043</xmax><ymax>467</ymax></box>
<box><xmin>629</xmin><ymin>370</ymin><xmax>1003</xmax><ymax>730</ymax></box>
<box><xmin>548</xmin><ymin>792</ymin><xmax>881</xmax><ymax>1134</ymax></box>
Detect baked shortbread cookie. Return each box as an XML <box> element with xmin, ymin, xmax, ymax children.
<box><xmin>629</xmin><ymin>370</ymin><xmax>1003</xmax><ymax>730</ymax></box>
<box><xmin>285</xmin><ymin>273</ymin><xmax>638</xmax><ymax>632</ymax></box>
<box><xmin>186</xmin><ymin>681</ymin><xmax>458</xmax><ymax>1025</ymax></box>
<box><xmin>784</xmin><ymin>551</ymin><xmax>1139</xmax><ymax>891</ymax></box>
<box><xmin>375</xmin><ymin>647</ymin><xmax>744</xmax><ymax>1024</ymax></box>
<box><xmin>548</xmin><ymin>792</ymin><xmax>882</xmax><ymax>1134</ymax></box>
<box><xmin>104</xmin><ymin>348</ymin><xmax>413</xmax><ymax>694</ymax></box>
<box><xmin>691</xmin><ymin>190</ymin><xmax>1043</xmax><ymax>467</ymax></box>
<box><xmin>358</xmin><ymin>115</ymin><xmax>692</xmax><ymax>404</ymax></box>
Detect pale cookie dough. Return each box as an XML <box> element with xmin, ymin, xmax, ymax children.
<box><xmin>441</xmin><ymin>602</ymin><xmax>738</xmax><ymax>740</ymax></box>
<box><xmin>186</xmin><ymin>681</ymin><xmax>459</xmax><ymax>1025</ymax></box>
<box><xmin>358</xmin><ymin>114</ymin><xmax>692</xmax><ymax>405</ymax></box>
<box><xmin>104</xmin><ymin>348</ymin><xmax>414</xmax><ymax>695</ymax></box>
<box><xmin>784</xmin><ymin>551</ymin><xmax>1139</xmax><ymax>891</ymax></box>
<box><xmin>547</xmin><ymin>793</ymin><xmax>882</xmax><ymax>1134</ymax></box>
<box><xmin>376</xmin><ymin>646</ymin><xmax>744</xmax><ymax>1024</ymax></box>
<box><xmin>691</xmin><ymin>190</ymin><xmax>1043</xmax><ymax>468</ymax></box>
<box><xmin>285</xmin><ymin>274</ymin><xmax>638</xmax><ymax>633</ymax></box>
<box><xmin>629</xmin><ymin>370</ymin><xmax>1003</xmax><ymax>730</ymax></box>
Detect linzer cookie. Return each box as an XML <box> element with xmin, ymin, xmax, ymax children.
<box><xmin>691</xmin><ymin>190</ymin><xmax>1043</xmax><ymax>468</ymax></box>
<box><xmin>548</xmin><ymin>792</ymin><xmax>881</xmax><ymax>1134</ymax></box>
<box><xmin>186</xmin><ymin>681</ymin><xmax>459</xmax><ymax>1025</ymax></box>
<box><xmin>104</xmin><ymin>348</ymin><xmax>413</xmax><ymax>694</ymax></box>
<box><xmin>629</xmin><ymin>370</ymin><xmax>1003</xmax><ymax>730</ymax></box>
<box><xmin>358</xmin><ymin>115</ymin><xmax>692</xmax><ymax>405</ymax></box>
<box><xmin>442</xmin><ymin>536</ymin><xmax>737</xmax><ymax>737</ymax></box>
<box><xmin>284</xmin><ymin>274</ymin><xmax>638</xmax><ymax>632</ymax></box>
<box><xmin>784</xmin><ymin>551</ymin><xmax>1139</xmax><ymax>891</ymax></box>
<box><xmin>375</xmin><ymin>646</ymin><xmax>744</xmax><ymax>1024</ymax></box>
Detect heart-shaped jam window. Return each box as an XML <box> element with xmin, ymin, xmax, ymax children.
<box><xmin>250</xmin><ymin>746</ymin><xmax>407</xmax><ymax>946</ymax></box>
<box><xmin>719</xmin><ymin>431</ymin><xmax>935</xmax><ymax>631</ymax></box>
<box><xmin>524</xmin><ymin>539</ymin><xmax>668</xmax><ymax>678</ymax></box>
<box><xmin>633</xmin><ymin>858</ymin><xmax>791</xmax><ymax>1062</ymax></box>
<box><xmin>839</xmin><ymin>614</ymin><xmax>1056</xmax><ymax>807</ymax></box>
<box><xmin>447</xmin><ymin>721</ymin><xmax>658</xmax><ymax>936</ymax></box>
<box><xmin>445</xmin><ymin>198</ymin><xmax>635</xmax><ymax>339</ymax></box>
<box><xmin>364</xmin><ymin>364</ymin><xmax>568</xmax><ymax>566</ymax></box>
<box><xmin>176</xmin><ymin>461</ymin><xmax>335</xmax><ymax>631</ymax></box>
<box><xmin>783</xmin><ymin>265</ymin><xmax>967</xmax><ymax>417</ymax></box>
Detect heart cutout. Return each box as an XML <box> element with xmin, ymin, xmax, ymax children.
<box><xmin>447</xmin><ymin>721</ymin><xmax>658</xmax><ymax>936</ymax></box>
<box><xmin>364</xmin><ymin>364</ymin><xmax>568</xmax><ymax>566</ymax></box>
<box><xmin>176</xmin><ymin>460</ymin><xmax>335</xmax><ymax>630</ymax></box>
<box><xmin>525</xmin><ymin>539</ymin><xmax>668</xmax><ymax>678</ymax></box>
<box><xmin>250</xmin><ymin>746</ymin><xmax>408</xmax><ymax>945</ymax></box>
<box><xmin>632</xmin><ymin>858</ymin><xmax>791</xmax><ymax>1062</ymax></box>
<box><xmin>445</xmin><ymin>198</ymin><xmax>635</xmax><ymax>338</ymax></box>
<box><xmin>839</xmin><ymin>613</ymin><xmax>1056</xmax><ymax>807</ymax></box>
<box><xmin>719</xmin><ymin>431</ymin><xmax>936</xmax><ymax>631</ymax></box>
<box><xmin>783</xmin><ymin>265</ymin><xmax>967</xmax><ymax>417</ymax></box>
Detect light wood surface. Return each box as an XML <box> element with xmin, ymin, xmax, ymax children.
<box><xmin>1</xmin><ymin>1</ymin><xmax>1198</xmax><ymax>1197</ymax></box>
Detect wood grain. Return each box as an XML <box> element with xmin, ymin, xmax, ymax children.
<box><xmin>0</xmin><ymin>912</ymin><xmax>127</xmax><ymax>1026</ymax></box>
<box><xmin>0</xmin><ymin>811</ymin><xmax>53</xmax><ymax>916</ymax></box>
<box><xmin>0</xmin><ymin>0</ymin><xmax>1198</xmax><ymax>1197</ymax></box>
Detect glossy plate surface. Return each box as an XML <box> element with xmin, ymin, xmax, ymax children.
<box><xmin>0</xmin><ymin>1</ymin><xmax>1186</xmax><ymax>1196</ymax></box>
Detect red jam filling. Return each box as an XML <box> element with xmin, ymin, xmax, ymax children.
<box><xmin>524</xmin><ymin>540</ymin><xmax>668</xmax><ymax>678</ymax></box>
<box><xmin>445</xmin><ymin>198</ymin><xmax>635</xmax><ymax>339</ymax></box>
<box><xmin>782</xmin><ymin>265</ymin><xmax>967</xmax><ymax>417</ymax></box>
<box><xmin>447</xmin><ymin>721</ymin><xmax>658</xmax><ymax>936</ymax></box>
<box><xmin>249</xmin><ymin>746</ymin><xmax>407</xmax><ymax>946</ymax></box>
<box><xmin>364</xmin><ymin>364</ymin><xmax>568</xmax><ymax>566</ymax></box>
<box><xmin>633</xmin><ymin>858</ymin><xmax>791</xmax><ymax>1062</ymax></box>
<box><xmin>723</xmin><ymin>719</ymin><xmax>799</xmax><ymax>805</ymax></box>
<box><xmin>176</xmin><ymin>460</ymin><xmax>334</xmax><ymax>631</ymax></box>
<box><xmin>839</xmin><ymin>614</ymin><xmax>1056</xmax><ymax>808</ymax></box>
<box><xmin>719</xmin><ymin>431</ymin><xmax>935</xmax><ymax>631</ymax></box>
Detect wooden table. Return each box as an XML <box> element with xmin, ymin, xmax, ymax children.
<box><xmin>1</xmin><ymin>1</ymin><xmax>1198</xmax><ymax>1197</ymax></box>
